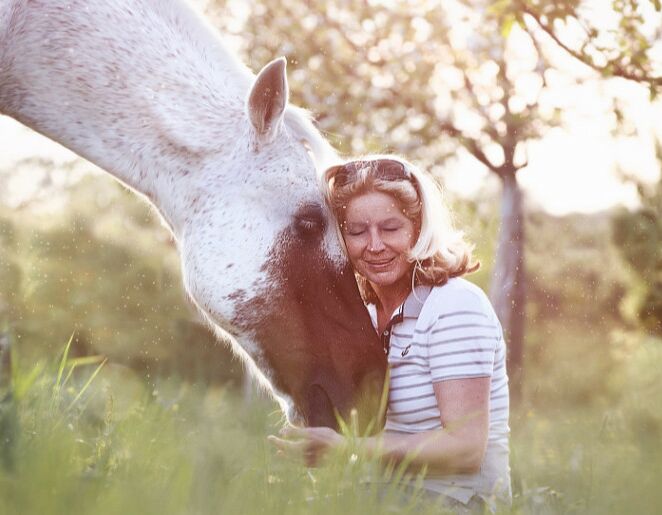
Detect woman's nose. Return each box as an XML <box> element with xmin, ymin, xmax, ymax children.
<box><xmin>367</xmin><ymin>230</ymin><xmax>385</xmax><ymax>252</ymax></box>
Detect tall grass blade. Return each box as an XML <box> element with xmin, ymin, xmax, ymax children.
<box><xmin>14</xmin><ymin>362</ymin><xmax>45</xmax><ymax>401</ymax></box>
<box><xmin>61</xmin><ymin>355</ymin><xmax>105</xmax><ymax>387</ymax></box>
<box><xmin>67</xmin><ymin>358</ymin><xmax>107</xmax><ymax>411</ymax></box>
<box><xmin>53</xmin><ymin>332</ymin><xmax>75</xmax><ymax>397</ymax></box>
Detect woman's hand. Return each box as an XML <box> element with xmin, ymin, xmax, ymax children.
<box><xmin>268</xmin><ymin>425</ymin><xmax>345</xmax><ymax>467</ymax></box>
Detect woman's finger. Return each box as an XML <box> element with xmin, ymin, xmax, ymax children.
<box><xmin>269</xmin><ymin>434</ymin><xmax>333</xmax><ymax>468</ymax></box>
<box><xmin>304</xmin><ymin>449</ymin><xmax>321</xmax><ymax>468</ymax></box>
<box><xmin>268</xmin><ymin>435</ymin><xmax>304</xmax><ymax>452</ymax></box>
<box><xmin>268</xmin><ymin>435</ymin><xmax>310</xmax><ymax>465</ymax></box>
<box><xmin>279</xmin><ymin>425</ymin><xmax>310</xmax><ymax>439</ymax></box>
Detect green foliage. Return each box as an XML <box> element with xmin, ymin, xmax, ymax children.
<box><xmin>0</xmin><ymin>344</ymin><xmax>448</xmax><ymax>515</ymax></box>
<box><xmin>526</xmin><ymin>211</ymin><xmax>627</xmax><ymax>323</ymax></box>
<box><xmin>449</xmin><ymin>192</ymin><xmax>501</xmax><ymax>290</ymax></box>
<box><xmin>0</xmin><ymin>327</ymin><xmax>661</xmax><ymax>514</ymax></box>
<box><xmin>513</xmin><ymin>321</ymin><xmax>662</xmax><ymax>511</ymax></box>
<box><xmin>0</xmin><ymin>175</ymin><xmax>242</xmax><ymax>386</ymax></box>
<box><xmin>612</xmin><ymin>176</ymin><xmax>662</xmax><ymax>334</ymax></box>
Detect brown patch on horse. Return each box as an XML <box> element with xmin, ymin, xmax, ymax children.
<box><xmin>232</xmin><ymin>208</ymin><xmax>387</xmax><ymax>431</ymax></box>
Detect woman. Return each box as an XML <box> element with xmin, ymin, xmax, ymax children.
<box><xmin>270</xmin><ymin>156</ymin><xmax>511</xmax><ymax>512</ymax></box>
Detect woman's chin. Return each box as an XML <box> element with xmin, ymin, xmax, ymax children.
<box><xmin>365</xmin><ymin>270</ymin><xmax>404</xmax><ymax>287</ymax></box>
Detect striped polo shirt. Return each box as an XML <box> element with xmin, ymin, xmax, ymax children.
<box><xmin>366</xmin><ymin>278</ymin><xmax>511</xmax><ymax>506</ymax></box>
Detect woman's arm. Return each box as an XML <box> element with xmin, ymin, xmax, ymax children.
<box><xmin>269</xmin><ymin>376</ymin><xmax>490</xmax><ymax>474</ymax></box>
<box><xmin>367</xmin><ymin>377</ymin><xmax>489</xmax><ymax>475</ymax></box>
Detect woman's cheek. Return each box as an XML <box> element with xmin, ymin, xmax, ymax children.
<box><xmin>346</xmin><ymin>236</ymin><xmax>365</xmax><ymax>255</ymax></box>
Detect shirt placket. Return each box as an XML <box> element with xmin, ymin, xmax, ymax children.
<box><xmin>380</xmin><ymin>305</ymin><xmax>404</xmax><ymax>356</ymax></box>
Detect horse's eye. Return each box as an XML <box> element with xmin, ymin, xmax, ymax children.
<box><xmin>294</xmin><ymin>204</ymin><xmax>325</xmax><ymax>237</ymax></box>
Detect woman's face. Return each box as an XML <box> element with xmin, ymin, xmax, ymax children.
<box><xmin>342</xmin><ymin>191</ymin><xmax>417</xmax><ymax>290</ymax></box>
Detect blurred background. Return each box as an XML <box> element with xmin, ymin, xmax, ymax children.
<box><xmin>0</xmin><ymin>0</ymin><xmax>661</xmax><ymax>512</ymax></box>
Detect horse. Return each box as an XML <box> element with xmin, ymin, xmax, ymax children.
<box><xmin>0</xmin><ymin>0</ymin><xmax>387</xmax><ymax>430</ymax></box>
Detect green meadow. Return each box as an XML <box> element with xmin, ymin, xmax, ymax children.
<box><xmin>1</xmin><ymin>176</ymin><xmax>660</xmax><ymax>514</ymax></box>
<box><xmin>0</xmin><ymin>326</ymin><xmax>660</xmax><ymax>514</ymax></box>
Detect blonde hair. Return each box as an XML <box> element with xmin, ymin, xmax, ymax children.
<box><xmin>322</xmin><ymin>155</ymin><xmax>478</xmax><ymax>304</ymax></box>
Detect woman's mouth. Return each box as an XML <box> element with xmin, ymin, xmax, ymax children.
<box><xmin>365</xmin><ymin>257</ymin><xmax>395</xmax><ymax>270</ymax></box>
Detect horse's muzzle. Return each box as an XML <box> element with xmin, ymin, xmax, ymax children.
<box><xmin>302</xmin><ymin>383</ymin><xmax>339</xmax><ymax>429</ymax></box>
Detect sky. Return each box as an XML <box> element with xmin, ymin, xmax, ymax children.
<box><xmin>441</xmin><ymin>74</ymin><xmax>662</xmax><ymax>215</ymax></box>
<box><xmin>1</xmin><ymin>1</ymin><xmax>660</xmax><ymax>216</ymax></box>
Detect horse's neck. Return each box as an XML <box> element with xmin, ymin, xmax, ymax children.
<box><xmin>0</xmin><ymin>0</ymin><xmax>250</xmax><ymax>230</ymax></box>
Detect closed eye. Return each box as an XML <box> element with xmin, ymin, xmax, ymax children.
<box><xmin>343</xmin><ymin>224</ymin><xmax>366</xmax><ymax>236</ymax></box>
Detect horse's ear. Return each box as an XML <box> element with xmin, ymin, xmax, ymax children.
<box><xmin>247</xmin><ymin>57</ymin><xmax>288</xmax><ymax>146</ymax></box>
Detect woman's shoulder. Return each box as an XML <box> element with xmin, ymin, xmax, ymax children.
<box><xmin>429</xmin><ymin>277</ymin><xmax>489</xmax><ymax>302</ymax></box>
<box><xmin>424</xmin><ymin>278</ymin><xmax>497</xmax><ymax>320</ymax></box>
<box><xmin>416</xmin><ymin>278</ymin><xmax>503</xmax><ymax>349</ymax></box>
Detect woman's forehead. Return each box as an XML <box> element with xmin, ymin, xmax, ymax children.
<box><xmin>344</xmin><ymin>191</ymin><xmax>408</xmax><ymax>221</ymax></box>
<box><xmin>346</xmin><ymin>190</ymin><xmax>398</xmax><ymax>208</ymax></box>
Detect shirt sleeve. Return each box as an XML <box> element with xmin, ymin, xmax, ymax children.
<box><xmin>426</xmin><ymin>289</ymin><xmax>499</xmax><ymax>383</ymax></box>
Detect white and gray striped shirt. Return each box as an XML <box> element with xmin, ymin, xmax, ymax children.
<box><xmin>367</xmin><ymin>278</ymin><xmax>511</xmax><ymax>507</ymax></box>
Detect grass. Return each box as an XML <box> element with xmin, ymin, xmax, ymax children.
<box><xmin>0</xmin><ymin>330</ymin><xmax>661</xmax><ymax>515</ymax></box>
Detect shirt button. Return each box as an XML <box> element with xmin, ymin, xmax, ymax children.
<box><xmin>383</xmin><ymin>330</ymin><xmax>389</xmax><ymax>336</ymax></box>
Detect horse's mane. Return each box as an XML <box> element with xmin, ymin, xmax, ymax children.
<box><xmin>284</xmin><ymin>107</ymin><xmax>338</xmax><ymax>174</ymax></box>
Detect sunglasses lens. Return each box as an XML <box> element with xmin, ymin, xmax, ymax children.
<box><xmin>376</xmin><ymin>160</ymin><xmax>406</xmax><ymax>180</ymax></box>
<box><xmin>334</xmin><ymin>159</ymin><xmax>407</xmax><ymax>187</ymax></box>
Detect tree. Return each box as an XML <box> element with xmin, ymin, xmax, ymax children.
<box><xmin>208</xmin><ymin>0</ymin><xmax>562</xmax><ymax>399</ymax></box>
<box><xmin>0</xmin><ymin>173</ymin><xmax>244</xmax><ymax>386</ymax></box>
<box><xmin>496</xmin><ymin>0</ymin><xmax>662</xmax><ymax>326</ymax></box>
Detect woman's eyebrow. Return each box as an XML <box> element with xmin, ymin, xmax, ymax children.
<box><xmin>345</xmin><ymin>217</ymin><xmax>403</xmax><ymax>226</ymax></box>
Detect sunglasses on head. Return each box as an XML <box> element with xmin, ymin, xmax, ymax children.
<box><xmin>333</xmin><ymin>159</ymin><xmax>411</xmax><ymax>188</ymax></box>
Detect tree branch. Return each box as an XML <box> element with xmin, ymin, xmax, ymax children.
<box><xmin>521</xmin><ymin>6</ymin><xmax>662</xmax><ymax>88</ymax></box>
<box><xmin>439</xmin><ymin>121</ymin><xmax>499</xmax><ymax>173</ymax></box>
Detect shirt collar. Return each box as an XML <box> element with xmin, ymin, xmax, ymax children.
<box><xmin>365</xmin><ymin>285</ymin><xmax>432</xmax><ymax>328</ymax></box>
<box><xmin>402</xmin><ymin>285</ymin><xmax>432</xmax><ymax>318</ymax></box>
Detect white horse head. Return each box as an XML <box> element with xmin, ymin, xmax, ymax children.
<box><xmin>0</xmin><ymin>0</ymin><xmax>386</xmax><ymax>429</ymax></box>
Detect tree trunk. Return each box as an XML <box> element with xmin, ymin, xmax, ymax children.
<box><xmin>489</xmin><ymin>173</ymin><xmax>525</xmax><ymax>402</ymax></box>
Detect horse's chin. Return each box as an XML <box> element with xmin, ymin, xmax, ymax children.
<box><xmin>285</xmin><ymin>404</ymin><xmax>306</xmax><ymax>427</ymax></box>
